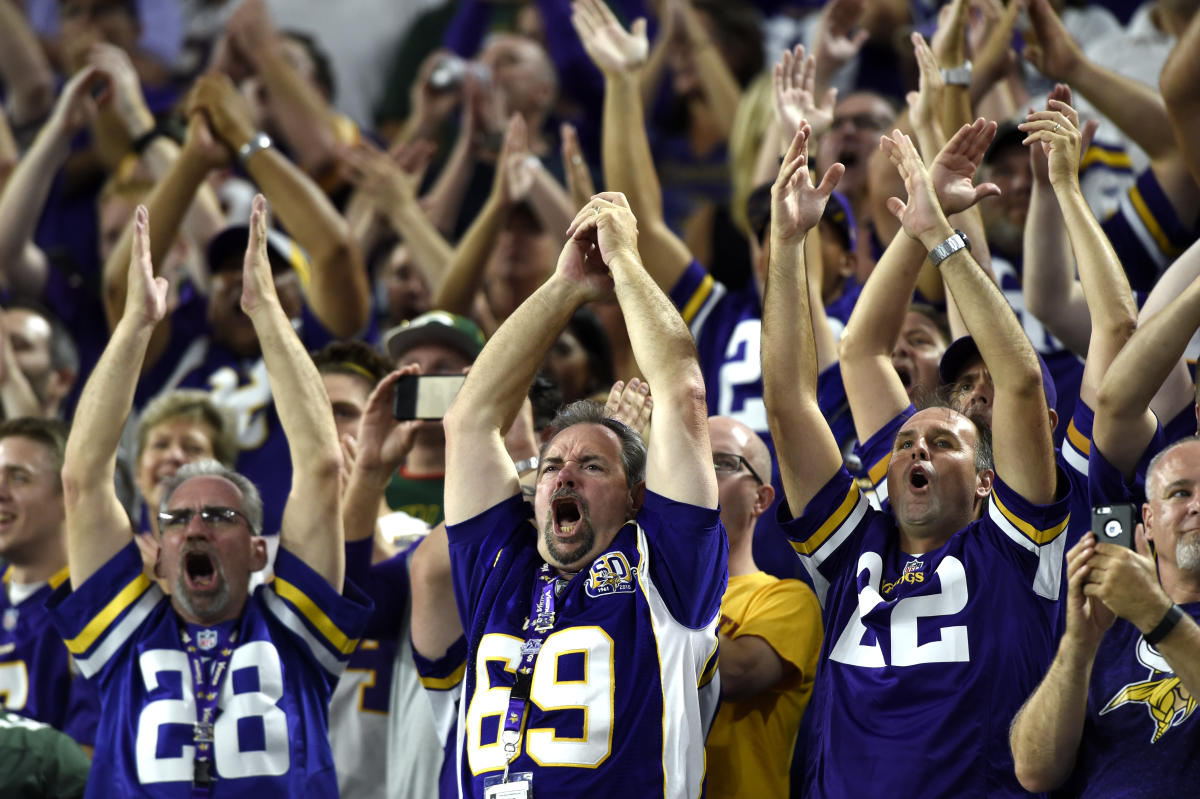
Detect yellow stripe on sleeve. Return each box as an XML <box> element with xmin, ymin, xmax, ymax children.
<box><xmin>698</xmin><ymin>646</ymin><xmax>719</xmax><ymax>688</ymax></box>
<box><xmin>867</xmin><ymin>453</ymin><xmax>890</xmax><ymax>487</ymax></box>
<box><xmin>680</xmin><ymin>274</ymin><xmax>714</xmax><ymax>325</ymax></box>
<box><xmin>992</xmin><ymin>492</ymin><xmax>1068</xmax><ymax>546</ymax></box>
<box><xmin>1130</xmin><ymin>183</ymin><xmax>1181</xmax><ymax>258</ymax></box>
<box><xmin>790</xmin><ymin>484</ymin><xmax>861</xmax><ymax>556</ymax></box>
<box><xmin>64</xmin><ymin>574</ymin><xmax>153</xmax><ymax>655</ymax></box>
<box><xmin>418</xmin><ymin>660</ymin><xmax>466</xmax><ymax>690</ymax></box>
<box><xmin>1065</xmin><ymin>417</ymin><xmax>1091</xmax><ymax>457</ymax></box>
<box><xmin>1080</xmin><ymin>147</ymin><xmax>1133</xmax><ymax>171</ymax></box>
<box><xmin>274</xmin><ymin>577</ymin><xmax>358</xmax><ymax>656</ymax></box>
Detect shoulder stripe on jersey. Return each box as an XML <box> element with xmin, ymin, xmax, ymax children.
<box><xmin>64</xmin><ymin>573</ymin><xmax>154</xmax><ymax>655</ymax></box>
<box><xmin>989</xmin><ymin>492</ymin><xmax>1068</xmax><ymax>546</ymax></box>
<box><xmin>73</xmin><ymin>586</ymin><xmax>163</xmax><ymax>678</ymax></box>
<box><xmin>47</xmin><ymin>566</ymin><xmax>70</xmax><ymax>590</ymax></box>
<box><xmin>790</xmin><ymin>483</ymin><xmax>863</xmax><ymax>556</ymax></box>
<box><xmin>262</xmin><ymin>589</ymin><xmax>353</xmax><ymax>675</ymax></box>
<box><xmin>680</xmin><ymin>273</ymin><xmax>715</xmax><ymax>325</ymax></box>
<box><xmin>1129</xmin><ymin>182</ymin><xmax>1182</xmax><ymax>258</ymax></box>
<box><xmin>698</xmin><ymin>641</ymin><xmax>719</xmax><ymax>689</ymax></box>
<box><xmin>1061</xmin><ymin>443</ymin><xmax>1089</xmax><ymax>477</ymax></box>
<box><xmin>1066</xmin><ymin>417</ymin><xmax>1090</xmax><ymax>457</ymax></box>
<box><xmin>1080</xmin><ymin>146</ymin><xmax>1133</xmax><ymax>172</ymax></box>
<box><xmin>867</xmin><ymin>453</ymin><xmax>889</xmax><ymax>487</ymax></box>
<box><xmin>418</xmin><ymin>661</ymin><xmax>466</xmax><ymax>691</ymax></box>
<box><xmin>273</xmin><ymin>577</ymin><xmax>358</xmax><ymax>655</ymax></box>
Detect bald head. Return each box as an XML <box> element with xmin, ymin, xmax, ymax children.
<box><xmin>708</xmin><ymin>416</ymin><xmax>771</xmax><ymax>482</ymax></box>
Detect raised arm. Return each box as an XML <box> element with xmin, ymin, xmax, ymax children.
<box><xmin>189</xmin><ymin>74</ymin><xmax>368</xmax><ymax>338</ymax></box>
<box><xmin>1010</xmin><ymin>534</ymin><xmax>1114</xmax><ymax>791</ymax></box>
<box><xmin>61</xmin><ymin>207</ymin><xmax>167</xmax><ymax>587</ymax></box>
<box><xmin>573</xmin><ymin>192</ymin><xmax>717</xmax><ymax>507</ymax></box>
<box><xmin>762</xmin><ymin>125</ymin><xmax>846</xmax><ymax>516</ymax></box>
<box><xmin>1093</xmin><ymin>245</ymin><xmax>1200</xmax><ymax>479</ymax></box>
<box><xmin>442</xmin><ymin>206</ymin><xmax>613</xmax><ymax>524</ymax></box>
<box><xmin>0</xmin><ymin>68</ymin><xmax>104</xmax><ymax>298</ymax></box>
<box><xmin>882</xmin><ymin>129</ymin><xmax>1056</xmax><ymax>503</ymax></box>
<box><xmin>572</xmin><ymin>0</ymin><xmax>693</xmax><ymax>292</ymax></box>
<box><xmin>1020</xmin><ymin>96</ymin><xmax>1138</xmax><ymax>409</ymax></box>
<box><xmin>841</xmin><ymin>119</ymin><xmax>999</xmax><ymax>442</ymax></box>
<box><xmin>672</xmin><ymin>0</ymin><xmax>742</xmax><ymax>141</ymax></box>
<box><xmin>0</xmin><ymin>1</ymin><xmax>55</xmax><ymax>128</ymax></box>
<box><xmin>241</xmin><ymin>195</ymin><xmax>345</xmax><ymax>588</ymax></box>
<box><xmin>1161</xmin><ymin>7</ymin><xmax>1200</xmax><ymax>186</ymax></box>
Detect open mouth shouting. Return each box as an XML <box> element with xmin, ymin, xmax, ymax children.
<box><xmin>908</xmin><ymin>464</ymin><xmax>931</xmax><ymax>492</ymax></box>
<box><xmin>552</xmin><ymin>494</ymin><xmax>584</xmax><ymax>538</ymax></box>
<box><xmin>183</xmin><ymin>548</ymin><xmax>221</xmax><ymax>592</ymax></box>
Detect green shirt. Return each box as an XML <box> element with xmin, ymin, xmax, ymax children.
<box><xmin>0</xmin><ymin>710</ymin><xmax>90</xmax><ymax>798</ymax></box>
<box><xmin>385</xmin><ymin>469</ymin><xmax>445</xmax><ymax>526</ymax></box>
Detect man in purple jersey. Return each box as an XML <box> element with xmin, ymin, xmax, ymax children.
<box><xmin>763</xmin><ymin>124</ymin><xmax>1069</xmax><ymax>797</ymax></box>
<box><xmin>50</xmin><ymin>199</ymin><xmax>370</xmax><ymax>797</ymax></box>
<box><xmin>0</xmin><ymin>418</ymin><xmax>99</xmax><ymax>749</ymax></box>
<box><xmin>441</xmin><ymin>190</ymin><xmax>725</xmax><ymax>797</ymax></box>
<box><xmin>1012</xmin><ymin>437</ymin><xmax>1200</xmax><ymax>796</ymax></box>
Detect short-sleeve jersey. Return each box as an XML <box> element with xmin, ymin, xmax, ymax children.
<box><xmin>48</xmin><ymin>541</ymin><xmax>371</xmax><ymax>797</ymax></box>
<box><xmin>0</xmin><ymin>567</ymin><xmax>99</xmax><ymax>745</ymax></box>
<box><xmin>447</xmin><ymin>491</ymin><xmax>727</xmax><ymax>797</ymax></box>
<box><xmin>704</xmin><ymin>572</ymin><xmax>823</xmax><ymax>798</ymax></box>
<box><xmin>1099</xmin><ymin>166</ymin><xmax>1200</xmax><ymax>292</ymax></box>
<box><xmin>135</xmin><ymin>291</ymin><xmax>337</xmax><ymax>537</ymax></box>
<box><xmin>783</xmin><ymin>468</ymin><xmax>1070</xmax><ymax>797</ymax></box>
<box><xmin>1059</xmin><ymin>604</ymin><xmax>1200</xmax><ymax>797</ymax></box>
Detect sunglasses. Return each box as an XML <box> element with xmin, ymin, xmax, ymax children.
<box><xmin>713</xmin><ymin>452</ymin><xmax>765</xmax><ymax>485</ymax></box>
<box><xmin>158</xmin><ymin>506</ymin><xmax>249</xmax><ymax>531</ymax></box>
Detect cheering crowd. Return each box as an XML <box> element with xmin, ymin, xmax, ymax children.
<box><xmin>0</xmin><ymin>0</ymin><xmax>1198</xmax><ymax>796</ymax></box>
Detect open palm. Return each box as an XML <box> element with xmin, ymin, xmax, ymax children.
<box><xmin>928</xmin><ymin>118</ymin><xmax>1001</xmax><ymax>215</ymax></box>
<box><xmin>572</xmin><ymin>0</ymin><xmax>648</xmax><ymax>75</ymax></box>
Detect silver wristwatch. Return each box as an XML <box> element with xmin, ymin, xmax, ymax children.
<box><xmin>940</xmin><ymin>60</ymin><xmax>972</xmax><ymax>87</ymax></box>
<box><xmin>238</xmin><ymin>131</ymin><xmax>273</xmax><ymax>164</ymax></box>
<box><xmin>928</xmin><ymin>229</ymin><xmax>971</xmax><ymax>267</ymax></box>
<box><xmin>513</xmin><ymin>456</ymin><xmax>540</xmax><ymax>474</ymax></box>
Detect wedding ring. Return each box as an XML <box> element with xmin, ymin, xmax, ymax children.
<box><xmin>572</xmin><ymin>154</ymin><xmax>583</xmax><ymax>165</ymax></box>
<box><xmin>1053</xmin><ymin>122</ymin><xmax>1061</xmax><ymax>132</ymax></box>
<box><xmin>593</xmin><ymin>206</ymin><xmax>601</xmax><ymax>215</ymax></box>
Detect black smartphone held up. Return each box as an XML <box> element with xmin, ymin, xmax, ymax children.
<box><xmin>393</xmin><ymin>374</ymin><xmax>467</xmax><ymax>421</ymax></box>
<box><xmin>1091</xmin><ymin>503</ymin><xmax>1137</xmax><ymax>549</ymax></box>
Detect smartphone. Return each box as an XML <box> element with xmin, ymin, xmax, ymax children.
<box><xmin>393</xmin><ymin>374</ymin><xmax>467</xmax><ymax>421</ymax></box>
<box><xmin>1091</xmin><ymin>503</ymin><xmax>1137</xmax><ymax>549</ymax></box>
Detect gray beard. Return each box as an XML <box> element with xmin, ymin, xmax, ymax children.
<box><xmin>1176</xmin><ymin>533</ymin><xmax>1200</xmax><ymax>572</ymax></box>
<box><xmin>173</xmin><ymin>563</ymin><xmax>232</xmax><ymax>623</ymax></box>
<box><xmin>542</xmin><ymin>508</ymin><xmax>596</xmax><ymax>568</ymax></box>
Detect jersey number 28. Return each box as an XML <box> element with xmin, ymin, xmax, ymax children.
<box><xmin>135</xmin><ymin>642</ymin><xmax>290</xmax><ymax>783</ymax></box>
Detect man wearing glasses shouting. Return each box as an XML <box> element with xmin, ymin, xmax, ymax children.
<box><xmin>49</xmin><ymin>199</ymin><xmax>371</xmax><ymax>797</ymax></box>
<box><xmin>704</xmin><ymin>415</ymin><xmax>823</xmax><ymax>799</ymax></box>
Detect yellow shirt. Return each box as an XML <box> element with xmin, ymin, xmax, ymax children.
<box><xmin>705</xmin><ymin>572</ymin><xmax>823</xmax><ymax>798</ymax></box>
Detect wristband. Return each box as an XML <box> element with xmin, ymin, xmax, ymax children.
<box><xmin>513</xmin><ymin>456</ymin><xmax>540</xmax><ymax>474</ymax></box>
<box><xmin>1143</xmin><ymin>603</ymin><xmax>1185</xmax><ymax>647</ymax></box>
<box><xmin>130</xmin><ymin>126</ymin><xmax>165</xmax><ymax>155</ymax></box>
<box><xmin>941</xmin><ymin>60</ymin><xmax>973</xmax><ymax>86</ymax></box>
<box><xmin>238</xmin><ymin>131</ymin><xmax>273</xmax><ymax>164</ymax></box>
<box><xmin>928</xmin><ymin>229</ymin><xmax>971</xmax><ymax>267</ymax></box>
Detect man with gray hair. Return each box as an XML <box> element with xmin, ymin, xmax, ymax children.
<box><xmin>49</xmin><ymin>199</ymin><xmax>371</xmax><ymax>796</ymax></box>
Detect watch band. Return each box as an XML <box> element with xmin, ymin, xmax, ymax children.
<box><xmin>928</xmin><ymin>229</ymin><xmax>970</xmax><ymax>267</ymax></box>
<box><xmin>238</xmin><ymin>131</ymin><xmax>273</xmax><ymax>164</ymax></box>
<box><xmin>513</xmin><ymin>456</ymin><xmax>540</xmax><ymax>474</ymax></box>
<box><xmin>1144</xmin><ymin>603</ymin><xmax>1185</xmax><ymax>647</ymax></box>
<box><xmin>941</xmin><ymin>60</ymin><xmax>973</xmax><ymax>86</ymax></box>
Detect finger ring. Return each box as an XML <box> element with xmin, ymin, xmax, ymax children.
<box><xmin>1053</xmin><ymin>122</ymin><xmax>1061</xmax><ymax>132</ymax></box>
<box><xmin>572</xmin><ymin>154</ymin><xmax>583</xmax><ymax>165</ymax></box>
<box><xmin>593</xmin><ymin>206</ymin><xmax>601</xmax><ymax>215</ymax></box>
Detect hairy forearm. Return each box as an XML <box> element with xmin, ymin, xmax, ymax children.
<box><xmin>1023</xmin><ymin>181</ymin><xmax>1088</xmax><ymax>355</ymax></box>
<box><xmin>432</xmin><ymin>194</ymin><xmax>507</xmax><ymax>316</ymax></box>
<box><xmin>1010</xmin><ymin>642</ymin><xmax>1093</xmax><ymax>792</ymax></box>
<box><xmin>765</xmin><ymin>237</ymin><xmax>819</xmax><ymax>406</ymax></box>
<box><xmin>103</xmin><ymin>152</ymin><xmax>208</xmax><ymax>326</ymax></box>
<box><xmin>603</xmin><ymin>70</ymin><xmax>665</xmax><ymax>223</ymax></box>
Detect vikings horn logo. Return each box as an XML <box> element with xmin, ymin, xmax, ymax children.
<box><xmin>1100</xmin><ymin>637</ymin><xmax>1197</xmax><ymax>743</ymax></box>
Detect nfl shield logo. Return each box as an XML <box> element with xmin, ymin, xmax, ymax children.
<box><xmin>2</xmin><ymin>608</ymin><xmax>17</xmax><ymax>631</ymax></box>
<box><xmin>197</xmin><ymin>629</ymin><xmax>219</xmax><ymax>650</ymax></box>
<box><xmin>902</xmin><ymin>559</ymin><xmax>924</xmax><ymax>576</ymax></box>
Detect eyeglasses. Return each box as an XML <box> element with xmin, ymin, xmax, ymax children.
<box><xmin>158</xmin><ymin>506</ymin><xmax>249</xmax><ymax>531</ymax></box>
<box><xmin>713</xmin><ymin>452</ymin><xmax>765</xmax><ymax>485</ymax></box>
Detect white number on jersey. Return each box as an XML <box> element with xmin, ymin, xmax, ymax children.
<box><xmin>207</xmin><ymin>360</ymin><xmax>273</xmax><ymax>449</ymax></box>
<box><xmin>829</xmin><ymin>553</ymin><xmax>970</xmax><ymax>667</ymax></box>
<box><xmin>466</xmin><ymin>628</ymin><xmax>614</xmax><ymax>773</ymax></box>
<box><xmin>0</xmin><ymin>661</ymin><xmax>29</xmax><ymax>709</ymax></box>
<box><xmin>716</xmin><ymin>320</ymin><xmax>767</xmax><ymax>433</ymax></box>
<box><xmin>135</xmin><ymin>642</ymin><xmax>291</xmax><ymax>783</ymax></box>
